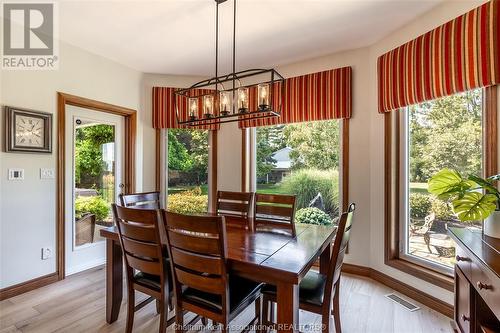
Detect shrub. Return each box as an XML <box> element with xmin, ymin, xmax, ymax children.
<box><xmin>75</xmin><ymin>196</ymin><xmax>109</xmax><ymax>221</ymax></box>
<box><xmin>281</xmin><ymin>169</ymin><xmax>339</xmax><ymax>216</ymax></box>
<box><xmin>295</xmin><ymin>207</ymin><xmax>332</xmax><ymax>225</ymax></box>
<box><xmin>430</xmin><ymin>196</ymin><xmax>456</xmax><ymax>220</ymax></box>
<box><xmin>167</xmin><ymin>187</ymin><xmax>207</xmax><ymax>214</ymax></box>
<box><xmin>409</xmin><ymin>193</ymin><xmax>432</xmax><ymax>219</ymax></box>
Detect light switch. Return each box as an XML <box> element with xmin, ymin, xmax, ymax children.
<box><xmin>40</xmin><ymin>168</ymin><xmax>55</xmax><ymax>179</ymax></box>
<box><xmin>8</xmin><ymin>168</ymin><xmax>24</xmax><ymax>180</ymax></box>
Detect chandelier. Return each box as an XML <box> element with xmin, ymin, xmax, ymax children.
<box><xmin>174</xmin><ymin>0</ymin><xmax>284</xmax><ymax>127</ymax></box>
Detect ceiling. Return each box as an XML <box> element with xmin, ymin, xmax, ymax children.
<box><xmin>58</xmin><ymin>0</ymin><xmax>444</xmax><ymax>75</ymax></box>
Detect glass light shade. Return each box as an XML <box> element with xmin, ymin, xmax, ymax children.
<box><xmin>257</xmin><ymin>83</ymin><xmax>270</xmax><ymax>110</ymax></box>
<box><xmin>203</xmin><ymin>95</ymin><xmax>214</xmax><ymax>117</ymax></box>
<box><xmin>219</xmin><ymin>91</ymin><xmax>231</xmax><ymax>115</ymax></box>
<box><xmin>237</xmin><ymin>87</ymin><xmax>249</xmax><ymax>113</ymax></box>
<box><xmin>188</xmin><ymin>97</ymin><xmax>198</xmax><ymax>118</ymax></box>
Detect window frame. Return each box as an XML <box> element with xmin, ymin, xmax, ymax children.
<box><xmin>156</xmin><ymin>128</ymin><xmax>218</xmax><ymax>213</ymax></box>
<box><xmin>242</xmin><ymin>119</ymin><xmax>350</xmax><ymax>214</ymax></box>
<box><xmin>384</xmin><ymin>86</ymin><xmax>498</xmax><ymax>291</ymax></box>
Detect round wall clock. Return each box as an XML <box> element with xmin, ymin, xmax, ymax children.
<box><xmin>5</xmin><ymin>106</ymin><xmax>52</xmax><ymax>153</ymax></box>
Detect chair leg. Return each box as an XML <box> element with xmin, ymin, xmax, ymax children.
<box><xmin>156</xmin><ymin>299</ymin><xmax>161</xmax><ymax>314</ymax></box>
<box><xmin>201</xmin><ymin>317</ymin><xmax>208</xmax><ymax>325</ymax></box>
<box><xmin>332</xmin><ymin>283</ymin><xmax>341</xmax><ymax>333</ymax></box>
<box><xmin>126</xmin><ymin>288</ymin><xmax>135</xmax><ymax>333</ymax></box>
<box><xmin>255</xmin><ymin>296</ymin><xmax>264</xmax><ymax>333</ymax></box>
<box><xmin>159</xmin><ymin>291</ymin><xmax>171</xmax><ymax>333</ymax></box>
<box><xmin>175</xmin><ymin>306</ymin><xmax>184</xmax><ymax>333</ymax></box>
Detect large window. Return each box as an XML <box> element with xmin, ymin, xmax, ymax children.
<box><xmin>255</xmin><ymin>120</ymin><xmax>341</xmax><ymax>224</ymax></box>
<box><xmin>402</xmin><ymin>89</ymin><xmax>483</xmax><ymax>272</ymax></box>
<box><xmin>166</xmin><ymin>129</ymin><xmax>209</xmax><ymax>214</ymax></box>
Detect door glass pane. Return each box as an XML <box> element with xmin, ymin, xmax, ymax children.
<box><xmin>167</xmin><ymin>129</ymin><xmax>209</xmax><ymax>214</ymax></box>
<box><xmin>74</xmin><ymin>122</ymin><xmax>115</xmax><ymax>247</ymax></box>
<box><xmin>256</xmin><ymin>120</ymin><xmax>341</xmax><ymax>225</ymax></box>
<box><xmin>407</xmin><ymin>89</ymin><xmax>483</xmax><ymax>269</ymax></box>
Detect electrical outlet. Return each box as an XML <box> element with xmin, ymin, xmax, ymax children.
<box><xmin>40</xmin><ymin>168</ymin><xmax>55</xmax><ymax>179</ymax></box>
<box><xmin>41</xmin><ymin>247</ymin><xmax>53</xmax><ymax>260</ymax></box>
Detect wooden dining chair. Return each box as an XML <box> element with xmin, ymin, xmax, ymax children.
<box><xmin>254</xmin><ymin>193</ymin><xmax>297</xmax><ymax>236</ymax></box>
<box><xmin>261</xmin><ymin>203</ymin><xmax>356</xmax><ymax>333</ymax></box>
<box><xmin>112</xmin><ymin>204</ymin><xmax>174</xmax><ymax>333</ymax></box>
<box><xmin>216</xmin><ymin>191</ymin><xmax>254</xmax><ymax>228</ymax></box>
<box><xmin>119</xmin><ymin>191</ymin><xmax>161</xmax><ymax>209</ymax></box>
<box><xmin>163</xmin><ymin>211</ymin><xmax>263</xmax><ymax>333</ymax></box>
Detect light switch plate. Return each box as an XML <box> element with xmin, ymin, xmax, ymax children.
<box><xmin>40</xmin><ymin>168</ymin><xmax>55</xmax><ymax>179</ymax></box>
<box><xmin>8</xmin><ymin>168</ymin><xmax>24</xmax><ymax>180</ymax></box>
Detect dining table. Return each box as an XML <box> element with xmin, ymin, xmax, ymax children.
<box><xmin>100</xmin><ymin>220</ymin><xmax>337</xmax><ymax>333</ymax></box>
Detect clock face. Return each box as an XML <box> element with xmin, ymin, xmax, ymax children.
<box><xmin>15</xmin><ymin>115</ymin><xmax>45</xmax><ymax>148</ymax></box>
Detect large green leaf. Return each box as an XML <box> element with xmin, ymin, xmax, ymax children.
<box><xmin>468</xmin><ymin>175</ymin><xmax>500</xmax><ymax>196</ymax></box>
<box><xmin>452</xmin><ymin>192</ymin><xmax>497</xmax><ymax>221</ymax></box>
<box><xmin>428</xmin><ymin>169</ymin><xmax>474</xmax><ymax>200</ymax></box>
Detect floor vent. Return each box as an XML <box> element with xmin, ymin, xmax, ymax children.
<box><xmin>385</xmin><ymin>293</ymin><xmax>420</xmax><ymax>312</ymax></box>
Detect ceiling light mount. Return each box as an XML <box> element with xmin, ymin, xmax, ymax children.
<box><xmin>174</xmin><ymin>0</ymin><xmax>284</xmax><ymax>127</ymax></box>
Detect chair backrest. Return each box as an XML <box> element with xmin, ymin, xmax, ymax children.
<box><xmin>254</xmin><ymin>193</ymin><xmax>297</xmax><ymax>236</ymax></box>
<box><xmin>112</xmin><ymin>204</ymin><xmax>167</xmax><ymax>285</ymax></box>
<box><xmin>216</xmin><ymin>191</ymin><xmax>253</xmax><ymax>227</ymax></box>
<box><xmin>163</xmin><ymin>211</ymin><xmax>229</xmax><ymax>311</ymax></box>
<box><xmin>324</xmin><ymin>203</ymin><xmax>355</xmax><ymax>306</ymax></box>
<box><xmin>119</xmin><ymin>191</ymin><xmax>161</xmax><ymax>209</ymax></box>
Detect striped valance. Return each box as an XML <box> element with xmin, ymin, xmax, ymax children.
<box><xmin>152</xmin><ymin>87</ymin><xmax>219</xmax><ymax>130</ymax></box>
<box><xmin>239</xmin><ymin>67</ymin><xmax>352</xmax><ymax>128</ymax></box>
<box><xmin>378</xmin><ymin>0</ymin><xmax>500</xmax><ymax>113</ymax></box>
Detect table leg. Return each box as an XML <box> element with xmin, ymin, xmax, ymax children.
<box><xmin>276</xmin><ymin>282</ymin><xmax>299</xmax><ymax>333</ymax></box>
<box><xmin>106</xmin><ymin>238</ymin><xmax>123</xmax><ymax>324</ymax></box>
<box><xmin>319</xmin><ymin>243</ymin><xmax>331</xmax><ymax>275</ymax></box>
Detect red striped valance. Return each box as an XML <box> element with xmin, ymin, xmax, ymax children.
<box><xmin>152</xmin><ymin>87</ymin><xmax>220</xmax><ymax>130</ymax></box>
<box><xmin>378</xmin><ymin>0</ymin><xmax>500</xmax><ymax>113</ymax></box>
<box><xmin>239</xmin><ymin>67</ymin><xmax>352</xmax><ymax>128</ymax></box>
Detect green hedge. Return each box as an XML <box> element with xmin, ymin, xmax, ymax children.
<box><xmin>295</xmin><ymin>207</ymin><xmax>332</xmax><ymax>225</ymax></box>
<box><xmin>409</xmin><ymin>192</ymin><xmax>456</xmax><ymax>220</ymax></box>
<box><xmin>167</xmin><ymin>187</ymin><xmax>208</xmax><ymax>215</ymax></box>
<box><xmin>75</xmin><ymin>196</ymin><xmax>109</xmax><ymax>221</ymax></box>
<box><xmin>281</xmin><ymin>169</ymin><xmax>339</xmax><ymax>216</ymax></box>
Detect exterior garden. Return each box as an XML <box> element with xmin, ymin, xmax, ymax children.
<box><xmin>406</xmin><ymin>89</ymin><xmax>483</xmax><ymax>268</ymax></box>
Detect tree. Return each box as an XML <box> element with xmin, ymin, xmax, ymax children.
<box><xmin>409</xmin><ymin>89</ymin><xmax>482</xmax><ymax>182</ymax></box>
<box><xmin>256</xmin><ymin>126</ymin><xmax>286</xmax><ymax>178</ymax></box>
<box><xmin>168</xmin><ymin>130</ymin><xmax>192</xmax><ymax>172</ymax></box>
<box><xmin>75</xmin><ymin>124</ymin><xmax>114</xmax><ymax>188</ymax></box>
<box><xmin>283</xmin><ymin>120</ymin><xmax>340</xmax><ymax>170</ymax></box>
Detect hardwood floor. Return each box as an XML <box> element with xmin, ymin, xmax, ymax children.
<box><xmin>0</xmin><ymin>267</ymin><xmax>451</xmax><ymax>333</ymax></box>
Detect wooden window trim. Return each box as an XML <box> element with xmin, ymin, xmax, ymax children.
<box><xmin>384</xmin><ymin>86</ymin><xmax>498</xmax><ymax>292</ymax></box>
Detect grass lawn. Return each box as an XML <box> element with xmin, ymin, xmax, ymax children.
<box><xmin>168</xmin><ymin>184</ymin><xmax>208</xmax><ymax>195</ymax></box>
<box><xmin>410</xmin><ymin>182</ymin><xmax>428</xmax><ymax>194</ymax></box>
<box><xmin>256</xmin><ymin>183</ymin><xmax>289</xmax><ymax>195</ymax></box>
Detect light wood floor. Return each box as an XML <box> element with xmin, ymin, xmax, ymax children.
<box><xmin>0</xmin><ymin>267</ymin><xmax>452</xmax><ymax>333</ymax></box>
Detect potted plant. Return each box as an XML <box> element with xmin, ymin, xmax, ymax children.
<box><xmin>428</xmin><ymin>168</ymin><xmax>500</xmax><ymax>239</ymax></box>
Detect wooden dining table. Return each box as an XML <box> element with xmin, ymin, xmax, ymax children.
<box><xmin>100</xmin><ymin>221</ymin><xmax>337</xmax><ymax>333</ymax></box>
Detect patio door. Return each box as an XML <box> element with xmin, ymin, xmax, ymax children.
<box><xmin>64</xmin><ymin>105</ymin><xmax>124</xmax><ymax>275</ymax></box>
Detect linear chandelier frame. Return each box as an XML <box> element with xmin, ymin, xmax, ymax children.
<box><xmin>174</xmin><ymin>0</ymin><xmax>284</xmax><ymax>127</ymax></box>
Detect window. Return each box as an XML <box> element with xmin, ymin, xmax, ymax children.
<box><xmin>166</xmin><ymin>129</ymin><xmax>209</xmax><ymax>214</ymax></box>
<box><xmin>255</xmin><ymin>120</ymin><xmax>342</xmax><ymax>224</ymax></box>
<box><xmin>401</xmin><ymin>89</ymin><xmax>484</xmax><ymax>272</ymax></box>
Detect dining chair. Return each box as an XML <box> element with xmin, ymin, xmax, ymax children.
<box><xmin>253</xmin><ymin>193</ymin><xmax>297</xmax><ymax>236</ymax></box>
<box><xmin>261</xmin><ymin>203</ymin><xmax>356</xmax><ymax>333</ymax></box>
<box><xmin>163</xmin><ymin>211</ymin><xmax>263</xmax><ymax>333</ymax></box>
<box><xmin>112</xmin><ymin>204</ymin><xmax>174</xmax><ymax>333</ymax></box>
<box><xmin>216</xmin><ymin>190</ymin><xmax>254</xmax><ymax>228</ymax></box>
<box><xmin>119</xmin><ymin>191</ymin><xmax>161</xmax><ymax>209</ymax></box>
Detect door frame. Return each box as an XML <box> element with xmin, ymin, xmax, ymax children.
<box><xmin>57</xmin><ymin>92</ymin><xmax>136</xmax><ymax>280</ymax></box>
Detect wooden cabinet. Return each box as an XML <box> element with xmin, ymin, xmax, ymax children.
<box><xmin>449</xmin><ymin>228</ymin><xmax>500</xmax><ymax>333</ymax></box>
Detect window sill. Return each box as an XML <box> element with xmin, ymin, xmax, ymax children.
<box><xmin>385</xmin><ymin>257</ymin><xmax>454</xmax><ymax>292</ymax></box>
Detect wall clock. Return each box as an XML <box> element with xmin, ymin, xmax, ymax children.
<box><xmin>5</xmin><ymin>106</ymin><xmax>52</xmax><ymax>153</ymax></box>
